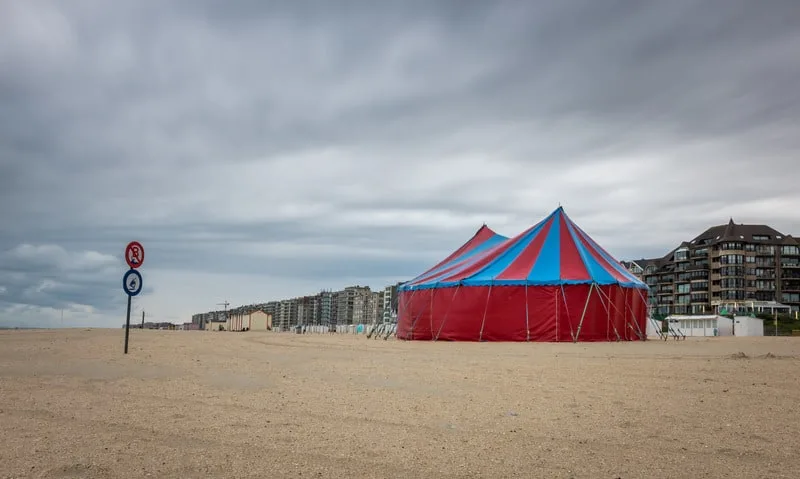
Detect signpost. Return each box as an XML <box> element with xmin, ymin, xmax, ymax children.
<box><xmin>125</xmin><ymin>241</ymin><xmax>144</xmax><ymax>269</ymax></box>
<box><xmin>122</xmin><ymin>241</ymin><xmax>145</xmax><ymax>354</ymax></box>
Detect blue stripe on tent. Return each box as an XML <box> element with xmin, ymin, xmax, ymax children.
<box><xmin>413</xmin><ymin>214</ymin><xmax>552</xmax><ymax>287</ymax></box>
<box><xmin>527</xmin><ymin>214</ymin><xmax>561</xmax><ymax>282</ymax></box>
<box><xmin>410</xmin><ymin>234</ymin><xmax>508</xmax><ymax>284</ymax></box>
<box><xmin>576</xmin><ymin>242</ymin><xmax>617</xmax><ymax>284</ymax></box>
<box><xmin>466</xmin><ymin>220</ymin><xmax>550</xmax><ymax>282</ymax></box>
<box><xmin>564</xmin><ymin>218</ymin><xmax>612</xmax><ymax>284</ymax></box>
<box><xmin>411</xmin><ymin>239</ymin><xmax>508</xmax><ymax>286</ymax></box>
<box><xmin>397</xmin><ymin>277</ymin><xmax>649</xmax><ymax>291</ymax></box>
<box><xmin>397</xmin><ymin>207</ymin><xmax>650</xmax><ymax>292</ymax></box>
<box><xmin>572</xmin><ymin>224</ymin><xmax>647</xmax><ymax>286</ymax></box>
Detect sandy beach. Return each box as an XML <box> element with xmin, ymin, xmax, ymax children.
<box><xmin>1</xmin><ymin>329</ymin><xmax>799</xmax><ymax>478</ymax></box>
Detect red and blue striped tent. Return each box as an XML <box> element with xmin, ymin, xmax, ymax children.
<box><xmin>396</xmin><ymin>207</ymin><xmax>649</xmax><ymax>342</ymax></box>
<box><xmin>403</xmin><ymin>224</ymin><xmax>509</xmax><ymax>286</ymax></box>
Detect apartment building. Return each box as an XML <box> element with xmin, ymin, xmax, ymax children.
<box><xmin>634</xmin><ymin>219</ymin><xmax>800</xmax><ymax>316</ymax></box>
<box><xmin>276</xmin><ymin>299</ymin><xmax>298</xmax><ymax>330</ymax></box>
<box><xmin>296</xmin><ymin>295</ymin><xmax>318</xmax><ymax>325</ymax></box>
<box><xmin>316</xmin><ymin>290</ymin><xmax>335</xmax><ymax>326</ymax></box>
<box><xmin>190</xmin><ymin>283</ymin><xmax>405</xmax><ymax>329</ymax></box>
<box><xmin>383</xmin><ymin>284</ymin><xmax>398</xmax><ymax>322</ymax></box>
<box><xmin>619</xmin><ymin>261</ymin><xmax>644</xmax><ymax>280</ymax></box>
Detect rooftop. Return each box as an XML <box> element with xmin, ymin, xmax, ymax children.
<box><xmin>690</xmin><ymin>219</ymin><xmax>796</xmax><ymax>246</ymax></box>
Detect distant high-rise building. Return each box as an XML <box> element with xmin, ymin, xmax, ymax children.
<box><xmin>383</xmin><ymin>284</ymin><xmax>399</xmax><ymax>322</ymax></box>
<box><xmin>633</xmin><ymin>219</ymin><xmax>800</xmax><ymax>316</ymax></box>
<box><xmin>316</xmin><ymin>290</ymin><xmax>334</xmax><ymax>326</ymax></box>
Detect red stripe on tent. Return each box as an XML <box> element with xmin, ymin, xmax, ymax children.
<box><xmin>409</xmin><ymin>239</ymin><xmax>508</xmax><ymax>285</ymax></box>
<box><xmin>413</xmin><ymin>225</ymin><xmax>498</xmax><ymax>280</ymax></box>
<box><xmin>496</xmin><ymin>218</ymin><xmax>554</xmax><ymax>280</ymax></box>
<box><xmin>572</xmin><ymin>223</ymin><xmax>639</xmax><ymax>281</ymax></box>
<box><xmin>559</xmin><ymin>216</ymin><xmax>590</xmax><ymax>280</ymax></box>
<box><xmin>430</xmin><ymin>225</ymin><xmax>497</xmax><ymax>271</ymax></box>
<box><xmin>573</xmin><ymin>230</ymin><xmax>631</xmax><ymax>283</ymax></box>
<box><xmin>441</xmin><ymin>233</ymin><xmax>524</xmax><ymax>282</ymax></box>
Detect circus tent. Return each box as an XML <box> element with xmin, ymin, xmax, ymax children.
<box><xmin>396</xmin><ymin>207</ymin><xmax>649</xmax><ymax>342</ymax></box>
<box><xmin>403</xmin><ymin>224</ymin><xmax>509</xmax><ymax>287</ymax></box>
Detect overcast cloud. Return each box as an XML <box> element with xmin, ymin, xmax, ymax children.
<box><xmin>1</xmin><ymin>0</ymin><xmax>799</xmax><ymax>327</ymax></box>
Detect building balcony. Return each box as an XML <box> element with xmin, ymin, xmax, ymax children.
<box><xmin>687</xmin><ymin>264</ymin><xmax>710</xmax><ymax>271</ymax></box>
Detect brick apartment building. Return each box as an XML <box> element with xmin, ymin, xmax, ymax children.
<box><xmin>625</xmin><ymin>219</ymin><xmax>800</xmax><ymax>316</ymax></box>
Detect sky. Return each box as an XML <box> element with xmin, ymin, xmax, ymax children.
<box><xmin>1</xmin><ymin>0</ymin><xmax>799</xmax><ymax>328</ymax></box>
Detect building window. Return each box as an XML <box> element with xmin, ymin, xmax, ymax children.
<box><xmin>782</xmin><ymin>293</ymin><xmax>800</xmax><ymax>303</ymax></box>
<box><xmin>691</xmin><ymin>293</ymin><xmax>708</xmax><ymax>303</ymax></box>
<box><xmin>753</xmin><ymin>235</ymin><xmax>771</xmax><ymax>241</ymax></box>
<box><xmin>755</xmin><ymin>268</ymin><xmax>775</xmax><ymax>278</ymax></box>
<box><xmin>720</xmin><ymin>266</ymin><xmax>744</xmax><ymax>277</ymax></box>
<box><xmin>720</xmin><ymin>254</ymin><xmax>743</xmax><ymax>265</ymax></box>
<box><xmin>756</xmin><ymin>245</ymin><xmax>775</xmax><ymax>255</ymax></box>
<box><xmin>674</xmin><ymin>249</ymin><xmax>689</xmax><ymax>261</ymax></box>
<box><xmin>720</xmin><ymin>278</ymin><xmax>745</xmax><ymax>289</ymax></box>
<box><xmin>720</xmin><ymin>290</ymin><xmax>746</xmax><ymax>300</ymax></box>
<box><xmin>781</xmin><ymin>245</ymin><xmax>799</xmax><ymax>256</ymax></box>
<box><xmin>755</xmin><ymin>280</ymin><xmax>776</xmax><ymax>290</ymax></box>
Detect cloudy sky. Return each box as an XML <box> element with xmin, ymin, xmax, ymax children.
<box><xmin>1</xmin><ymin>0</ymin><xmax>798</xmax><ymax>328</ymax></box>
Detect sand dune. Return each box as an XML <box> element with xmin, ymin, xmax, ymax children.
<box><xmin>1</xmin><ymin>329</ymin><xmax>799</xmax><ymax>478</ymax></box>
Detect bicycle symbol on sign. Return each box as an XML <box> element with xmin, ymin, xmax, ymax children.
<box><xmin>125</xmin><ymin>241</ymin><xmax>145</xmax><ymax>269</ymax></box>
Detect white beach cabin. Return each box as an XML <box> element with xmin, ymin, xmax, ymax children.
<box><xmin>664</xmin><ymin>314</ymin><xmax>765</xmax><ymax>337</ymax></box>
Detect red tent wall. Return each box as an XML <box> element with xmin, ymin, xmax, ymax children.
<box><xmin>396</xmin><ymin>285</ymin><xmax>648</xmax><ymax>342</ymax></box>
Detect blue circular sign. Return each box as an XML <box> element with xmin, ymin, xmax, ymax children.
<box><xmin>123</xmin><ymin>269</ymin><xmax>143</xmax><ymax>296</ymax></box>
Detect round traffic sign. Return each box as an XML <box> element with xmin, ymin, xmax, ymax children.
<box><xmin>125</xmin><ymin>241</ymin><xmax>145</xmax><ymax>269</ymax></box>
<box><xmin>123</xmin><ymin>269</ymin><xmax>143</xmax><ymax>296</ymax></box>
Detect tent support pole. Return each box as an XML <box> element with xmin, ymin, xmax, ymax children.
<box><xmin>620</xmin><ymin>287</ymin><xmax>646</xmax><ymax>340</ymax></box>
<box><xmin>606</xmin><ymin>286</ymin><xmax>612</xmax><ymax>341</ymax></box>
<box><xmin>429</xmin><ymin>288</ymin><xmax>435</xmax><ymax>339</ymax></box>
<box><xmin>560</xmin><ymin>284</ymin><xmax>574</xmax><ymax>342</ymax></box>
<box><xmin>629</xmin><ymin>287</ymin><xmax>650</xmax><ymax>340</ymax></box>
<box><xmin>594</xmin><ymin>285</ymin><xmax>621</xmax><ymax>341</ymax></box>
<box><xmin>405</xmin><ymin>289</ymin><xmax>417</xmax><ymax>339</ymax></box>
<box><xmin>409</xmin><ymin>293</ymin><xmax>431</xmax><ymax>340</ymax></box>
<box><xmin>434</xmin><ymin>285</ymin><xmax>460</xmax><ymax>341</ymax></box>
<box><xmin>525</xmin><ymin>283</ymin><xmax>530</xmax><ymax>342</ymax></box>
<box><xmin>554</xmin><ymin>288</ymin><xmax>558</xmax><ymax>342</ymax></box>
<box><xmin>574</xmin><ymin>283</ymin><xmax>595</xmax><ymax>343</ymax></box>
<box><xmin>478</xmin><ymin>283</ymin><xmax>493</xmax><ymax>342</ymax></box>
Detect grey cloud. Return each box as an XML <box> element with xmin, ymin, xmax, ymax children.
<box><xmin>0</xmin><ymin>243</ymin><xmax>154</xmax><ymax>325</ymax></box>
<box><xmin>1</xmin><ymin>0</ymin><xmax>799</xmax><ymax>324</ymax></box>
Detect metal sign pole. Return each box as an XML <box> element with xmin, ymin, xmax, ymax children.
<box><xmin>122</xmin><ymin>241</ymin><xmax>145</xmax><ymax>354</ymax></box>
<box><xmin>124</xmin><ymin>294</ymin><xmax>132</xmax><ymax>354</ymax></box>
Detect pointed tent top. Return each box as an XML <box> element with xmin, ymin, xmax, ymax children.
<box><xmin>402</xmin><ymin>224</ymin><xmax>509</xmax><ymax>287</ymax></box>
<box><xmin>402</xmin><ymin>206</ymin><xmax>647</xmax><ymax>291</ymax></box>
